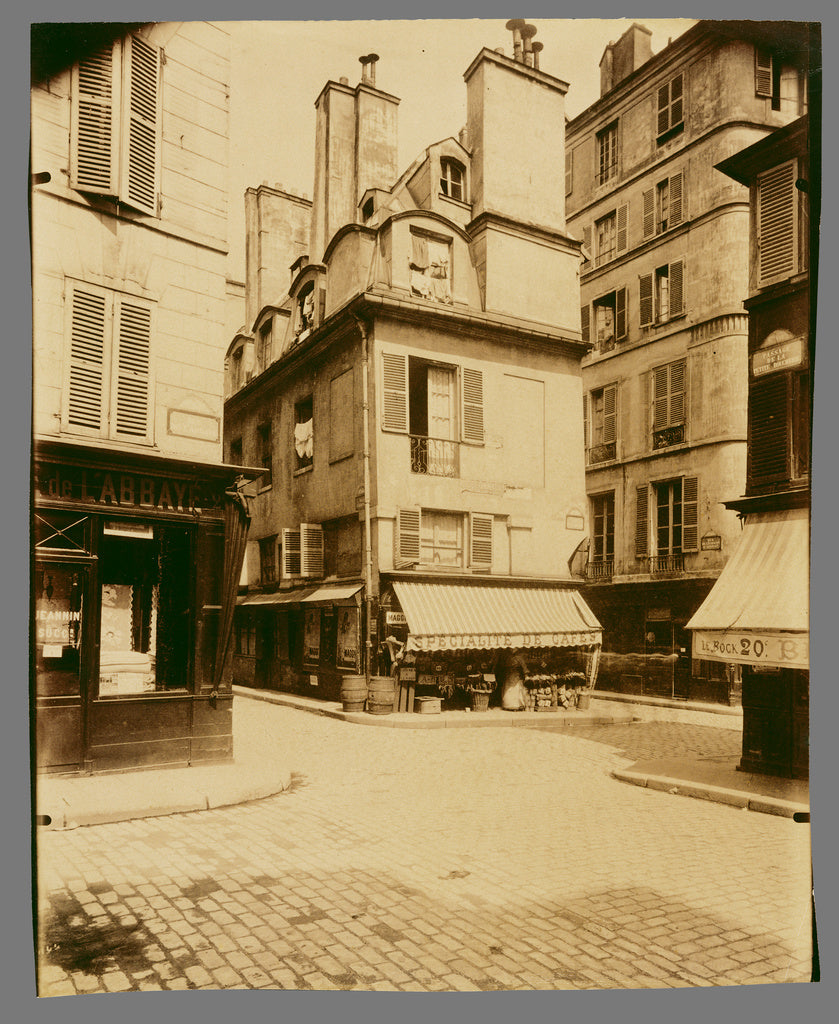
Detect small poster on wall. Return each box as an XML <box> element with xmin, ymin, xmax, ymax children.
<box><xmin>337</xmin><ymin>608</ymin><xmax>360</xmax><ymax>670</ymax></box>
<box><xmin>304</xmin><ymin>608</ymin><xmax>321</xmax><ymax>665</ymax></box>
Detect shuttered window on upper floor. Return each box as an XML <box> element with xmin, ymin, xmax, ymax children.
<box><xmin>70</xmin><ymin>34</ymin><xmax>161</xmax><ymax>217</ymax></box>
<box><xmin>656</xmin><ymin>73</ymin><xmax>684</xmax><ymax>143</ymax></box>
<box><xmin>756</xmin><ymin>160</ymin><xmax>799</xmax><ymax>287</ymax></box>
<box><xmin>643</xmin><ymin>171</ymin><xmax>684</xmax><ymax>238</ymax></box>
<box><xmin>381</xmin><ymin>352</ymin><xmax>484</xmax><ymax>445</ymax></box>
<box><xmin>62</xmin><ymin>282</ymin><xmax>154</xmax><ymax>443</ymax></box>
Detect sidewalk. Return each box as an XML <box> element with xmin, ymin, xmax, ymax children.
<box><xmin>35</xmin><ymin>687</ymin><xmax>809</xmax><ymax>829</ymax></box>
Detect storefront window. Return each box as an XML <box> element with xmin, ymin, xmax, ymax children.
<box><xmin>35</xmin><ymin>563</ymin><xmax>85</xmax><ymax>697</ymax></box>
<box><xmin>97</xmin><ymin>523</ymin><xmax>192</xmax><ymax>696</ymax></box>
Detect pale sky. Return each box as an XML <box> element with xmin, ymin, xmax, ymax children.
<box><xmin>227</xmin><ymin>17</ymin><xmax>698</xmax><ymax>280</ymax></box>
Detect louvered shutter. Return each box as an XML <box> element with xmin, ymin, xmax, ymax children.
<box><xmin>461</xmin><ymin>367</ymin><xmax>484</xmax><ymax>444</ymax></box>
<box><xmin>757</xmin><ymin>161</ymin><xmax>798</xmax><ymax>286</ymax></box>
<box><xmin>639</xmin><ymin>273</ymin><xmax>654</xmax><ymax>327</ymax></box>
<box><xmin>300</xmin><ymin>524</ymin><xmax>324</xmax><ymax>578</ymax></box>
<box><xmin>755</xmin><ymin>49</ymin><xmax>773</xmax><ymax>97</ymax></box>
<box><xmin>682</xmin><ymin>476</ymin><xmax>698</xmax><ymax>551</ymax></box>
<box><xmin>382</xmin><ymin>352</ymin><xmax>408</xmax><ymax>431</ymax></box>
<box><xmin>615</xmin><ymin>287</ymin><xmax>627</xmax><ymax>341</ymax></box>
<box><xmin>281</xmin><ymin>527</ymin><xmax>301</xmax><ymax>578</ymax></box>
<box><xmin>120</xmin><ymin>35</ymin><xmax>160</xmax><ymax>216</ymax></box>
<box><xmin>71</xmin><ymin>43</ymin><xmax>120</xmax><ymax>196</ymax></box>
<box><xmin>470</xmin><ymin>513</ymin><xmax>493</xmax><ymax>571</ymax></box>
<box><xmin>749</xmin><ymin>376</ymin><xmax>789</xmax><ymax>481</ymax></box>
<box><xmin>635</xmin><ymin>485</ymin><xmax>649</xmax><ymax>558</ymax></box>
<box><xmin>582</xmin><ymin>392</ymin><xmax>588</xmax><ymax>448</ymax></box>
<box><xmin>603</xmin><ymin>384</ymin><xmax>617</xmax><ymax>444</ymax></box>
<box><xmin>616</xmin><ymin>203</ymin><xmax>628</xmax><ymax>254</ymax></box>
<box><xmin>112</xmin><ymin>298</ymin><xmax>152</xmax><ymax>439</ymax></box>
<box><xmin>669</xmin><ymin>258</ymin><xmax>685</xmax><ymax>317</ymax></box>
<box><xmin>670</xmin><ymin>75</ymin><xmax>684</xmax><ymax>129</ymax></box>
<box><xmin>66</xmin><ymin>287</ymin><xmax>108</xmax><ymax>432</ymax></box>
<box><xmin>581</xmin><ymin>225</ymin><xmax>592</xmax><ymax>270</ymax></box>
<box><xmin>580</xmin><ymin>304</ymin><xmax>591</xmax><ymax>344</ymax></box>
<box><xmin>669</xmin><ymin>359</ymin><xmax>686</xmax><ymax>425</ymax></box>
<box><xmin>653</xmin><ymin>365</ymin><xmax>669</xmax><ymax>430</ymax></box>
<box><xmin>670</xmin><ymin>171</ymin><xmax>684</xmax><ymax>226</ymax></box>
<box><xmin>395</xmin><ymin>509</ymin><xmax>421</xmax><ymax>568</ymax></box>
<box><xmin>565</xmin><ymin>148</ymin><xmax>573</xmax><ymax>196</ymax></box>
<box><xmin>642</xmin><ymin>188</ymin><xmax>655</xmax><ymax>238</ymax></box>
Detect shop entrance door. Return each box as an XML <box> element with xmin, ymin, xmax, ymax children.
<box><xmin>643</xmin><ymin>618</ymin><xmax>690</xmax><ymax>699</ymax></box>
<box><xmin>34</xmin><ymin>561</ymin><xmax>90</xmax><ymax>772</ymax></box>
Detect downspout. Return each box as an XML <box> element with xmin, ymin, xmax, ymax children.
<box><xmin>355</xmin><ymin>315</ymin><xmax>375</xmax><ymax>683</ymax></box>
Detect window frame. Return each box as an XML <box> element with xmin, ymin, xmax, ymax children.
<box><xmin>639</xmin><ymin>259</ymin><xmax>685</xmax><ymax>328</ymax></box>
<box><xmin>257</xmin><ymin>421</ymin><xmax>273</xmax><ymax>490</ymax></box>
<box><xmin>259</xmin><ymin>535</ymin><xmax>278</xmax><ymax>584</ymax></box>
<box><xmin>596</xmin><ymin>121</ymin><xmax>619</xmax><ymax>186</ymax></box>
<box><xmin>643</xmin><ymin>171</ymin><xmax>684</xmax><ymax>238</ymax></box>
<box><xmin>756</xmin><ymin>159</ymin><xmax>800</xmax><ymax>288</ymax></box>
<box><xmin>395</xmin><ymin>508</ymin><xmax>494</xmax><ymax>572</ymax></box>
<box><xmin>439</xmin><ymin>158</ymin><xmax>466</xmax><ymax>202</ymax></box>
<box><xmin>651</xmin><ymin>358</ymin><xmax>687</xmax><ymax>449</ymax></box>
<box><xmin>656</xmin><ymin>73</ymin><xmax>684</xmax><ymax>143</ymax></box>
<box><xmin>590</xmin><ymin>491</ymin><xmax>615</xmax><ymax>564</ymax></box>
<box><xmin>293</xmin><ymin>395</ymin><xmax>314</xmax><ymax>473</ymax></box>
<box><xmin>584</xmin><ymin>383</ymin><xmax>618</xmax><ymax>464</ymax></box>
<box><xmin>583</xmin><ymin>288</ymin><xmax>627</xmax><ymax>351</ymax></box>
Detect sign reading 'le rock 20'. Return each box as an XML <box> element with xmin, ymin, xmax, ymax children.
<box><xmin>692</xmin><ymin>630</ymin><xmax>808</xmax><ymax>669</ymax></box>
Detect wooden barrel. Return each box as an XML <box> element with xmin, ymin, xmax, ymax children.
<box><xmin>340</xmin><ymin>675</ymin><xmax>367</xmax><ymax>712</ymax></box>
<box><xmin>367</xmin><ymin>675</ymin><xmax>395</xmax><ymax>715</ymax></box>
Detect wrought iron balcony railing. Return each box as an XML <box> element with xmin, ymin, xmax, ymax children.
<box><xmin>585</xmin><ymin>559</ymin><xmax>614</xmax><ymax>582</ymax></box>
<box><xmin>652</xmin><ymin>423</ymin><xmax>685</xmax><ymax>450</ymax></box>
<box><xmin>648</xmin><ymin>553</ymin><xmax>684</xmax><ymax>574</ymax></box>
<box><xmin>410</xmin><ymin>436</ymin><xmax>459</xmax><ymax>477</ymax></box>
<box><xmin>587</xmin><ymin>441</ymin><xmax>617</xmax><ymax>465</ymax></box>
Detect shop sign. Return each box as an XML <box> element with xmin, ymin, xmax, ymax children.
<box><xmin>34</xmin><ymin>462</ymin><xmax>226</xmax><ymax>514</ymax></box>
<box><xmin>407</xmin><ymin>630</ymin><xmax>600</xmax><ymax>652</ymax></box>
<box><xmin>692</xmin><ymin>629</ymin><xmax>808</xmax><ymax>669</ymax></box>
<box><xmin>751</xmin><ymin>337</ymin><xmax>805</xmax><ymax>377</ymax></box>
<box><xmin>386</xmin><ymin>611</ymin><xmax>407</xmax><ymax>626</ymax></box>
<box><xmin>304</xmin><ymin>608</ymin><xmax>321</xmax><ymax>665</ymax></box>
<box><xmin>701</xmin><ymin>534</ymin><xmax>722</xmax><ymax>551</ymax></box>
<box><xmin>337</xmin><ymin>608</ymin><xmax>360</xmax><ymax>670</ymax></box>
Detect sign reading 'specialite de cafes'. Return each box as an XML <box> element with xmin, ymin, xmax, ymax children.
<box><xmin>34</xmin><ymin>461</ymin><xmax>227</xmax><ymax>515</ymax></box>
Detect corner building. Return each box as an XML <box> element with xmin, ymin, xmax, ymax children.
<box><xmin>31</xmin><ymin>23</ymin><xmax>257</xmax><ymax>774</ymax></box>
<box><xmin>224</xmin><ymin>34</ymin><xmax>603</xmax><ymax>711</ymax></box>
<box><xmin>566</xmin><ymin>20</ymin><xmax>813</xmax><ymax>705</ymax></box>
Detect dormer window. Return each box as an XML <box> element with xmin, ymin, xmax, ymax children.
<box><xmin>440</xmin><ymin>159</ymin><xmax>465</xmax><ymax>202</ymax></box>
<box><xmin>296</xmin><ymin>283</ymin><xmax>315</xmax><ymax>339</ymax></box>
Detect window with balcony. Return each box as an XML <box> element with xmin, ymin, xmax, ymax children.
<box><xmin>584</xmin><ymin>383</ymin><xmax>618</xmax><ymax>465</ymax></box>
<box><xmin>381</xmin><ymin>352</ymin><xmax>483</xmax><ymax>476</ymax></box>
<box><xmin>70</xmin><ymin>34</ymin><xmax>161</xmax><ymax>216</ymax></box>
<box><xmin>635</xmin><ymin>477</ymin><xmax>697</xmax><ymax>571</ymax></box>
<box><xmin>294</xmin><ymin>396</ymin><xmax>314</xmax><ymax>472</ymax></box>
<box><xmin>440</xmin><ymin>159</ymin><xmax>465</xmax><ymax>202</ymax></box>
<box><xmin>587</xmin><ymin>492</ymin><xmax>615</xmax><ymax>581</ymax></box>
<box><xmin>651</xmin><ymin>359</ymin><xmax>686</xmax><ymax>449</ymax></box>
<box><xmin>395</xmin><ymin>509</ymin><xmax>493</xmax><ymax>572</ymax></box>
<box><xmin>597</xmin><ymin>121</ymin><xmax>619</xmax><ymax>185</ymax></box>
<box><xmin>643</xmin><ymin>171</ymin><xmax>684</xmax><ymax>238</ymax></box>
<box><xmin>639</xmin><ymin>259</ymin><xmax>685</xmax><ymax>328</ymax></box>
<box><xmin>656</xmin><ymin>73</ymin><xmax>684</xmax><ymax>143</ymax></box>
<box><xmin>581</xmin><ymin>289</ymin><xmax>627</xmax><ymax>353</ymax></box>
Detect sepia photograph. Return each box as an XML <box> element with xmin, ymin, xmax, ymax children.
<box><xmin>25</xmin><ymin>5</ymin><xmax>823</xmax><ymax>1010</ymax></box>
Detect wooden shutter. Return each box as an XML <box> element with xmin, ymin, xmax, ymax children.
<box><xmin>71</xmin><ymin>42</ymin><xmax>120</xmax><ymax>196</ymax></box>
<box><xmin>565</xmin><ymin>148</ymin><xmax>573</xmax><ymax>196</ymax></box>
<box><xmin>120</xmin><ymin>35</ymin><xmax>160</xmax><ymax>216</ymax></box>
<box><xmin>281</xmin><ymin>527</ymin><xmax>301</xmax><ymax>578</ymax></box>
<box><xmin>669</xmin><ymin>359</ymin><xmax>686</xmax><ymax>425</ymax></box>
<box><xmin>653</xmin><ymin>365</ymin><xmax>669</xmax><ymax>430</ymax></box>
<box><xmin>382</xmin><ymin>352</ymin><xmax>408</xmax><ymax>431</ymax></box>
<box><xmin>615</xmin><ymin>287</ymin><xmax>627</xmax><ymax>341</ymax></box>
<box><xmin>470</xmin><ymin>513</ymin><xmax>493</xmax><ymax>571</ymax></box>
<box><xmin>670</xmin><ymin>171</ymin><xmax>684</xmax><ymax>226</ymax></box>
<box><xmin>682</xmin><ymin>476</ymin><xmax>698</xmax><ymax>551</ymax></box>
<box><xmin>749</xmin><ymin>376</ymin><xmax>789</xmax><ymax>481</ymax></box>
<box><xmin>616</xmin><ymin>203</ymin><xmax>628</xmax><ymax>254</ymax></box>
<box><xmin>66</xmin><ymin>286</ymin><xmax>108</xmax><ymax>432</ymax></box>
<box><xmin>112</xmin><ymin>298</ymin><xmax>152</xmax><ymax>439</ymax></box>
<box><xmin>580</xmin><ymin>304</ymin><xmax>590</xmax><ymax>344</ymax></box>
<box><xmin>670</xmin><ymin>75</ymin><xmax>684</xmax><ymax>129</ymax></box>
<box><xmin>635</xmin><ymin>485</ymin><xmax>649</xmax><ymax>558</ymax></box>
<box><xmin>582</xmin><ymin>392</ymin><xmax>588</xmax><ymax>448</ymax></box>
<box><xmin>581</xmin><ymin>225</ymin><xmax>592</xmax><ymax>270</ymax></box>
<box><xmin>395</xmin><ymin>508</ymin><xmax>421</xmax><ymax>568</ymax></box>
<box><xmin>603</xmin><ymin>384</ymin><xmax>617</xmax><ymax>444</ymax></box>
<box><xmin>757</xmin><ymin>161</ymin><xmax>798</xmax><ymax>286</ymax></box>
<box><xmin>669</xmin><ymin>258</ymin><xmax>685</xmax><ymax>317</ymax></box>
<box><xmin>642</xmin><ymin>187</ymin><xmax>655</xmax><ymax>238</ymax></box>
<box><xmin>755</xmin><ymin>49</ymin><xmax>773</xmax><ymax>97</ymax></box>
<box><xmin>639</xmin><ymin>273</ymin><xmax>653</xmax><ymax>328</ymax></box>
<box><xmin>461</xmin><ymin>367</ymin><xmax>484</xmax><ymax>444</ymax></box>
<box><xmin>300</xmin><ymin>524</ymin><xmax>324</xmax><ymax>578</ymax></box>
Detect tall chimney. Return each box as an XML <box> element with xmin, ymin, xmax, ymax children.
<box><xmin>599</xmin><ymin>23</ymin><xmax>653</xmax><ymax>95</ymax></box>
<box><xmin>505</xmin><ymin>19</ymin><xmax>525</xmax><ymax>62</ymax></box>
<box><xmin>520</xmin><ymin>24</ymin><xmax>537</xmax><ymax>66</ymax></box>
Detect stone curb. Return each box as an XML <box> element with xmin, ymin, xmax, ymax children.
<box><xmin>611</xmin><ymin>769</ymin><xmax>809</xmax><ymax>819</ymax></box>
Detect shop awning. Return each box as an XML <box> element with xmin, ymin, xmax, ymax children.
<box><xmin>237</xmin><ymin>583</ymin><xmax>362</xmax><ymax>606</ymax></box>
<box><xmin>686</xmin><ymin>509</ymin><xmax>809</xmax><ymax>668</ymax></box>
<box><xmin>391</xmin><ymin>580</ymin><xmax>602</xmax><ymax>654</ymax></box>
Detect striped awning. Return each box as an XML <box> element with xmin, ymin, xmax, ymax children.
<box><xmin>391</xmin><ymin>580</ymin><xmax>602</xmax><ymax>654</ymax></box>
<box><xmin>237</xmin><ymin>583</ymin><xmax>362</xmax><ymax>606</ymax></box>
<box><xmin>686</xmin><ymin>509</ymin><xmax>809</xmax><ymax>668</ymax></box>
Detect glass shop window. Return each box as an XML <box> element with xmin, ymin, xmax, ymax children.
<box><xmin>97</xmin><ymin>523</ymin><xmax>192</xmax><ymax>697</ymax></box>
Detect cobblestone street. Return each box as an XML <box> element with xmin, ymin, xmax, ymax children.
<box><xmin>36</xmin><ymin>698</ymin><xmax>813</xmax><ymax>995</ymax></box>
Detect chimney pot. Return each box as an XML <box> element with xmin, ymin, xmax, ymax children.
<box><xmin>506</xmin><ymin>18</ymin><xmax>525</xmax><ymax>62</ymax></box>
<box><xmin>531</xmin><ymin>40</ymin><xmax>543</xmax><ymax>70</ymax></box>
<box><xmin>339</xmin><ymin>76</ymin><xmax>349</xmax><ymax>85</ymax></box>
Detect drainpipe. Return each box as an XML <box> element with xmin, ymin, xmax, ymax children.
<box><xmin>355</xmin><ymin>315</ymin><xmax>375</xmax><ymax>683</ymax></box>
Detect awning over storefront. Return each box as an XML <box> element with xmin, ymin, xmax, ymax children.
<box><xmin>237</xmin><ymin>583</ymin><xmax>362</xmax><ymax>607</ymax></box>
<box><xmin>391</xmin><ymin>580</ymin><xmax>602</xmax><ymax>654</ymax></box>
<box><xmin>686</xmin><ymin>509</ymin><xmax>809</xmax><ymax>668</ymax></box>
